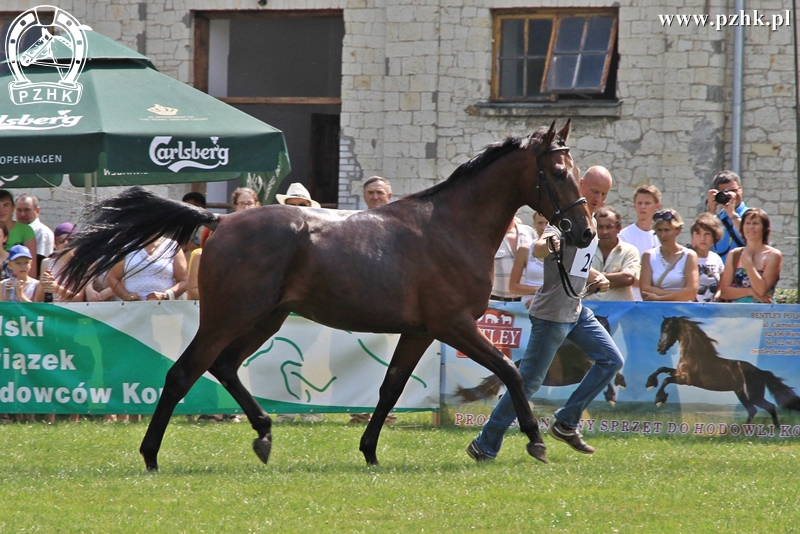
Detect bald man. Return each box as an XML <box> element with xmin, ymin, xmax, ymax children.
<box><xmin>580</xmin><ymin>166</ymin><xmax>612</xmax><ymax>213</ymax></box>
<box><xmin>467</xmin><ymin>165</ymin><xmax>624</xmax><ymax>462</ymax></box>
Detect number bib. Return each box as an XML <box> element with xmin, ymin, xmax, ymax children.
<box><xmin>569</xmin><ymin>239</ymin><xmax>598</xmax><ymax>279</ymax></box>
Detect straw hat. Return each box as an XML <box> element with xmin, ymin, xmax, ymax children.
<box><xmin>276</xmin><ymin>183</ymin><xmax>321</xmax><ymax>208</ymax></box>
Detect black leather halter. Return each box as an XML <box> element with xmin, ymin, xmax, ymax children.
<box><xmin>534</xmin><ymin>145</ymin><xmax>587</xmax><ymax>235</ymax></box>
<box><xmin>535</xmin><ymin>145</ymin><xmax>597</xmax><ymax>300</ymax></box>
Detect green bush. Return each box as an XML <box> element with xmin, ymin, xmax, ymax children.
<box><xmin>775</xmin><ymin>288</ymin><xmax>798</xmax><ymax>304</ymax></box>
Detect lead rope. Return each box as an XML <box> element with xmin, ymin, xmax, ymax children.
<box><xmin>547</xmin><ymin>235</ymin><xmax>600</xmax><ymax>300</ymax></box>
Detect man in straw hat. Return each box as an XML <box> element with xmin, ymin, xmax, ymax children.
<box><xmin>276</xmin><ymin>183</ymin><xmax>321</xmax><ymax>208</ymax></box>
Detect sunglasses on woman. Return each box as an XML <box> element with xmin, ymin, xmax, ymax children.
<box><xmin>653</xmin><ymin>212</ymin><xmax>676</xmax><ymax>222</ymax></box>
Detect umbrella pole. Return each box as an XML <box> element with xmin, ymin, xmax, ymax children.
<box><xmin>83</xmin><ymin>172</ymin><xmax>97</xmax><ymax>207</ymax></box>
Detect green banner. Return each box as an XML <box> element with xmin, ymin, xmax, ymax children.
<box><xmin>0</xmin><ymin>303</ymin><xmax>237</xmax><ymax>415</ymax></box>
<box><xmin>0</xmin><ymin>302</ymin><xmax>440</xmax><ymax>415</ymax></box>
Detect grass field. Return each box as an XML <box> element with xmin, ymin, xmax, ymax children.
<box><xmin>2</xmin><ymin>413</ymin><xmax>799</xmax><ymax>533</ymax></box>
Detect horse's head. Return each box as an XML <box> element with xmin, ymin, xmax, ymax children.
<box><xmin>526</xmin><ymin>120</ymin><xmax>594</xmax><ymax>248</ymax></box>
<box><xmin>657</xmin><ymin>316</ymin><xmax>682</xmax><ymax>354</ymax></box>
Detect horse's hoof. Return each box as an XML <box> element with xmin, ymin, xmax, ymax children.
<box><xmin>655</xmin><ymin>402</ymin><xmax>663</xmax><ymax>408</ymax></box>
<box><xmin>141</xmin><ymin>452</ymin><xmax>159</xmax><ymax>472</ymax></box>
<box><xmin>618</xmin><ymin>385</ymin><xmax>626</xmax><ymax>390</ymax></box>
<box><xmin>252</xmin><ymin>435</ymin><xmax>272</xmax><ymax>464</ymax></box>
<box><xmin>526</xmin><ymin>442</ymin><xmax>548</xmax><ymax>464</ymax></box>
<box><xmin>365</xmin><ymin>458</ymin><xmax>380</xmax><ymax>467</ymax></box>
<box><xmin>608</xmin><ymin>400</ymin><xmax>616</xmax><ymax>407</ymax></box>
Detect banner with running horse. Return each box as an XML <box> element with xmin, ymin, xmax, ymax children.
<box><xmin>443</xmin><ymin>301</ymin><xmax>800</xmax><ymax>440</ymax></box>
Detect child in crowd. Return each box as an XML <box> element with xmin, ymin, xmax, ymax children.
<box><xmin>1</xmin><ymin>245</ymin><xmax>39</xmax><ymax>422</ymax></box>
<box><xmin>690</xmin><ymin>213</ymin><xmax>725</xmax><ymax>302</ymax></box>
<box><xmin>0</xmin><ymin>245</ymin><xmax>39</xmax><ymax>302</ymax></box>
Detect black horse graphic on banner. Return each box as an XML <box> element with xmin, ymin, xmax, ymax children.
<box><xmin>647</xmin><ymin>316</ymin><xmax>800</xmax><ymax>425</ymax></box>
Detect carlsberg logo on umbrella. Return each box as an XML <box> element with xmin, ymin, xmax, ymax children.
<box><xmin>149</xmin><ymin>136</ymin><xmax>231</xmax><ymax>173</ymax></box>
<box><xmin>5</xmin><ymin>6</ymin><xmax>88</xmax><ymax>106</ymax></box>
<box><xmin>0</xmin><ymin>109</ymin><xmax>81</xmax><ymax>130</ymax></box>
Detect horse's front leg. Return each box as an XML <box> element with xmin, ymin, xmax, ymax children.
<box><xmin>359</xmin><ymin>334</ymin><xmax>434</xmax><ymax>466</ymax></box>
<box><xmin>655</xmin><ymin>375</ymin><xmax>677</xmax><ymax>406</ymax></box>
<box><xmin>614</xmin><ymin>372</ymin><xmax>627</xmax><ymax>389</ymax></box>
<box><xmin>646</xmin><ymin>367</ymin><xmax>675</xmax><ymax>389</ymax></box>
<box><xmin>439</xmin><ymin>322</ymin><xmax>546</xmax><ymax>463</ymax></box>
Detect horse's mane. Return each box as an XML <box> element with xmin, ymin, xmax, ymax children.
<box><xmin>408</xmin><ymin>127</ymin><xmax>565</xmax><ymax>201</ymax></box>
<box><xmin>674</xmin><ymin>316</ymin><xmax>720</xmax><ymax>356</ymax></box>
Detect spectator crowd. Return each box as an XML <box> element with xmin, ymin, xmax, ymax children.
<box><xmin>491</xmin><ymin>169</ymin><xmax>782</xmax><ymax>306</ymax></box>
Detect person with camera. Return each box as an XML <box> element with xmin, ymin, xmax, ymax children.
<box><xmin>706</xmin><ymin>170</ymin><xmax>748</xmax><ymax>263</ymax></box>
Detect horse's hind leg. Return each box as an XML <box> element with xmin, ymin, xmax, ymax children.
<box><xmin>737</xmin><ymin>382</ymin><xmax>779</xmax><ymax>426</ymax></box>
<box><xmin>359</xmin><ymin>334</ymin><xmax>434</xmax><ymax>466</ymax></box>
<box><xmin>734</xmin><ymin>390</ymin><xmax>760</xmax><ymax>423</ymax></box>
<box><xmin>140</xmin><ymin>332</ymin><xmax>241</xmax><ymax>471</ymax></box>
<box><xmin>754</xmin><ymin>397</ymin><xmax>780</xmax><ymax>427</ymax></box>
<box><xmin>206</xmin><ymin>311</ymin><xmax>290</xmax><ymax>465</ymax></box>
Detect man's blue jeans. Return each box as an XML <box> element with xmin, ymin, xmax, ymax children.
<box><xmin>473</xmin><ymin>306</ymin><xmax>624</xmax><ymax>458</ymax></box>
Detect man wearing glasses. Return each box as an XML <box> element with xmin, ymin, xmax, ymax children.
<box><xmin>706</xmin><ymin>170</ymin><xmax>747</xmax><ymax>263</ymax></box>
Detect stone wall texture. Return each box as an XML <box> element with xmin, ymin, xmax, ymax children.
<box><xmin>5</xmin><ymin>0</ymin><xmax>798</xmax><ymax>286</ymax></box>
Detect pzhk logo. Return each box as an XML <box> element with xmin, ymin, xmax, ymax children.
<box><xmin>5</xmin><ymin>6</ymin><xmax>88</xmax><ymax>105</ymax></box>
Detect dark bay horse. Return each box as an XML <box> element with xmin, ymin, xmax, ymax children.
<box><xmin>454</xmin><ymin>316</ymin><xmax>627</xmax><ymax>405</ymax></box>
<box><xmin>647</xmin><ymin>316</ymin><xmax>800</xmax><ymax>425</ymax></box>
<box><xmin>61</xmin><ymin>121</ymin><xmax>594</xmax><ymax>471</ymax></box>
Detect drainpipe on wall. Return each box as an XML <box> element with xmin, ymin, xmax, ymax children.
<box><xmin>793</xmin><ymin>0</ymin><xmax>800</xmax><ymax>294</ymax></box>
<box><xmin>731</xmin><ymin>0</ymin><xmax>744</xmax><ymax>175</ymax></box>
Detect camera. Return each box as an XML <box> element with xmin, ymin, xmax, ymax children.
<box><xmin>714</xmin><ymin>191</ymin><xmax>731</xmax><ymax>205</ymax></box>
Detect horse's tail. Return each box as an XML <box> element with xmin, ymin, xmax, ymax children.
<box><xmin>60</xmin><ymin>186</ymin><xmax>220</xmax><ymax>293</ymax></box>
<box><xmin>453</xmin><ymin>375</ymin><xmax>505</xmax><ymax>403</ymax></box>
<box><xmin>760</xmin><ymin>370</ymin><xmax>800</xmax><ymax>411</ymax></box>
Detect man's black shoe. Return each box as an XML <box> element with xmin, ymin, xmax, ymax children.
<box><xmin>466</xmin><ymin>439</ymin><xmax>493</xmax><ymax>462</ymax></box>
<box><xmin>550</xmin><ymin>420</ymin><xmax>595</xmax><ymax>454</ymax></box>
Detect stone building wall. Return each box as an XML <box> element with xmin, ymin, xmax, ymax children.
<box><xmin>4</xmin><ymin>0</ymin><xmax>797</xmax><ymax>285</ymax></box>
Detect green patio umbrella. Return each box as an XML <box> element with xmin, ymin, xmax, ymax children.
<box><xmin>0</xmin><ymin>28</ymin><xmax>289</xmax><ymax>201</ymax></box>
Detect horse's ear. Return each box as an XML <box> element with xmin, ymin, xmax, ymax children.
<box><xmin>557</xmin><ymin>119</ymin><xmax>572</xmax><ymax>144</ymax></box>
<box><xmin>542</xmin><ymin>120</ymin><xmax>557</xmax><ymax>147</ymax></box>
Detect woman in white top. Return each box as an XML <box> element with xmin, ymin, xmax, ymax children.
<box><xmin>640</xmin><ymin>208</ymin><xmax>699</xmax><ymax>302</ymax></box>
<box><xmin>508</xmin><ymin>211</ymin><xmax>548</xmax><ymax>307</ymax></box>
<box><xmin>107</xmin><ymin>238</ymin><xmax>188</xmax><ymax>302</ymax></box>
